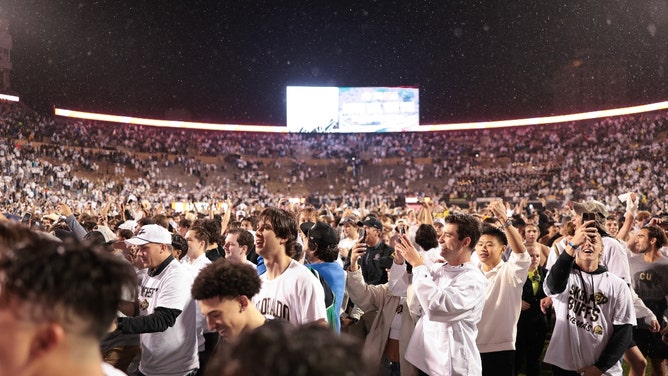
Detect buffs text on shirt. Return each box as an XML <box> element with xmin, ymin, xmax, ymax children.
<box><xmin>567</xmin><ymin>284</ymin><xmax>605</xmax><ymax>335</ymax></box>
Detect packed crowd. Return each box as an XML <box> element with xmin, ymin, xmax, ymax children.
<box><xmin>1</xmin><ymin>186</ymin><xmax>667</xmax><ymax>376</ymax></box>
<box><xmin>0</xmin><ymin>103</ymin><xmax>666</xmax><ymax>219</ymax></box>
<box><xmin>2</xmin><ymin>99</ymin><xmax>668</xmax><ymax>375</ymax></box>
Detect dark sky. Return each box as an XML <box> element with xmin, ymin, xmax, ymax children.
<box><xmin>2</xmin><ymin>1</ymin><xmax>667</xmax><ymax>124</ymax></box>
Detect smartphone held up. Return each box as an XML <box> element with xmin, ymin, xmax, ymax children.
<box><xmin>582</xmin><ymin>212</ymin><xmax>596</xmax><ymax>227</ymax></box>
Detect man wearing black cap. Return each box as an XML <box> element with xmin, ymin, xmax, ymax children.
<box><xmin>305</xmin><ymin>221</ymin><xmax>346</xmax><ymax>333</ymax></box>
<box><xmin>345</xmin><ymin>215</ymin><xmax>395</xmax><ymax>285</ymax></box>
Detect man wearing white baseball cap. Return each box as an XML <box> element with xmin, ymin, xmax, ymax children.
<box><xmin>114</xmin><ymin>224</ymin><xmax>199</xmax><ymax>376</ymax></box>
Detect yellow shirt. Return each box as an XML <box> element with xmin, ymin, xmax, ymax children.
<box><xmin>528</xmin><ymin>269</ymin><xmax>540</xmax><ymax>295</ymax></box>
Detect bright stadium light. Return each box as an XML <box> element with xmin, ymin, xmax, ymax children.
<box><xmin>53</xmin><ymin>108</ymin><xmax>287</xmax><ymax>133</ymax></box>
<box><xmin>55</xmin><ymin>99</ymin><xmax>668</xmax><ymax>133</ymax></box>
<box><xmin>418</xmin><ymin>101</ymin><xmax>668</xmax><ymax>131</ymax></box>
<box><xmin>0</xmin><ymin>93</ymin><xmax>19</xmax><ymax>102</ymax></box>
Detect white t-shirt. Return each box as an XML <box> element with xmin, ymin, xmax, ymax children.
<box><xmin>181</xmin><ymin>253</ymin><xmax>213</xmax><ymax>352</ymax></box>
<box><xmin>338</xmin><ymin>236</ymin><xmax>357</xmax><ymax>253</ymax></box>
<box><xmin>253</xmin><ymin>259</ymin><xmax>327</xmax><ymax>325</ymax></box>
<box><xmin>544</xmin><ymin>265</ymin><xmax>635</xmax><ymax>375</ymax></box>
<box><xmin>138</xmin><ymin>259</ymin><xmax>199</xmax><ymax>376</ymax></box>
<box><xmin>181</xmin><ymin>253</ymin><xmax>211</xmax><ymax>275</ymax></box>
<box><xmin>102</xmin><ymin>362</ymin><xmax>127</xmax><ymax>376</ymax></box>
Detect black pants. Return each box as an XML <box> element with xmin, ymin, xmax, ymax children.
<box><xmin>515</xmin><ymin>316</ymin><xmax>548</xmax><ymax>376</ymax></box>
<box><xmin>551</xmin><ymin>365</ymin><xmax>580</xmax><ymax>376</ymax></box>
<box><xmin>139</xmin><ymin>370</ymin><xmax>197</xmax><ymax>376</ymax></box>
<box><xmin>481</xmin><ymin>350</ymin><xmax>515</xmax><ymax>376</ymax></box>
<box><xmin>380</xmin><ymin>357</ymin><xmax>401</xmax><ymax>376</ymax></box>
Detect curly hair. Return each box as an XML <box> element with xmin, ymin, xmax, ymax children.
<box><xmin>191</xmin><ymin>259</ymin><xmax>261</xmax><ymax>301</ymax></box>
<box><xmin>0</xmin><ymin>223</ymin><xmax>137</xmax><ymax>340</ymax></box>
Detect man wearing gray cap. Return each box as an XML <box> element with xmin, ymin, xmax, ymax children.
<box><xmin>547</xmin><ymin>200</ymin><xmax>630</xmax><ymax>283</ymax></box>
<box><xmin>547</xmin><ymin>200</ymin><xmax>631</xmax><ymax>287</ymax></box>
<box><xmin>114</xmin><ymin>224</ymin><xmax>199</xmax><ymax>376</ymax></box>
<box><xmin>546</xmin><ymin>201</ymin><xmax>654</xmax><ymax>376</ymax></box>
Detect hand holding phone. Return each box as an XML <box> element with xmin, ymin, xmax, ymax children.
<box><xmin>582</xmin><ymin>212</ymin><xmax>596</xmax><ymax>227</ymax></box>
<box><xmin>349</xmin><ymin>237</ymin><xmax>368</xmax><ymax>272</ymax></box>
<box><xmin>358</xmin><ymin>228</ymin><xmax>366</xmax><ymax>243</ymax></box>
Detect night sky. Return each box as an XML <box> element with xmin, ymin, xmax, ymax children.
<box><xmin>2</xmin><ymin>1</ymin><xmax>667</xmax><ymax>125</ymax></box>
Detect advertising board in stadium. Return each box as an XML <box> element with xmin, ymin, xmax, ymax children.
<box><xmin>286</xmin><ymin>86</ymin><xmax>419</xmax><ymax>133</ymax></box>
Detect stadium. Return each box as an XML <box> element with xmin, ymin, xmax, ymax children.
<box><xmin>1</xmin><ymin>3</ymin><xmax>668</xmax><ymax>376</ymax></box>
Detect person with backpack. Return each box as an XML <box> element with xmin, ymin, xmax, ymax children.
<box><xmin>304</xmin><ymin>221</ymin><xmax>346</xmax><ymax>333</ymax></box>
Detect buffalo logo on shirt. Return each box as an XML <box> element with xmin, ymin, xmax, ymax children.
<box><xmin>593</xmin><ymin>292</ymin><xmax>608</xmax><ymax>305</ymax></box>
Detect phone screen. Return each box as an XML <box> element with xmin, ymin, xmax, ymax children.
<box><xmin>21</xmin><ymin>213</ymin><xmax>32</xmax><ymax>224</ymax></box>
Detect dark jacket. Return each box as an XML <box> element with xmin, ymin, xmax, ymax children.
<box><xmin>344</xmin><ymin>241</ymin><xmax>394</xmax><ymax>285</ymax></box>
<box><xmin>519</xmin><ymin>266</ymin><xmax>548</xmax><ymax>324</ymax></box>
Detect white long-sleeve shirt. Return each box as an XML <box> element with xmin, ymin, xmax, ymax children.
<box><xmin>390</xmin><ymin>261</ymin><xmax>487</xmax><ymax>376</ymax></box>
<box><xmin>476</xmin><ymin>251</ymin><xmax>531</xmax><ymax>353</ymax></box>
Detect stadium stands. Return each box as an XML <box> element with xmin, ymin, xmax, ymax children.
<box><xmin>0</xmin><ymin>101</ymin><xmax>666</xmax><ymax>216</ymax></box>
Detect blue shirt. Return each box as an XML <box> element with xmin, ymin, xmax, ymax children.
<box><xmin>308</xmin><ymin>261</ymin><xmax>346</xmax><ymax>333</ymax></box>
